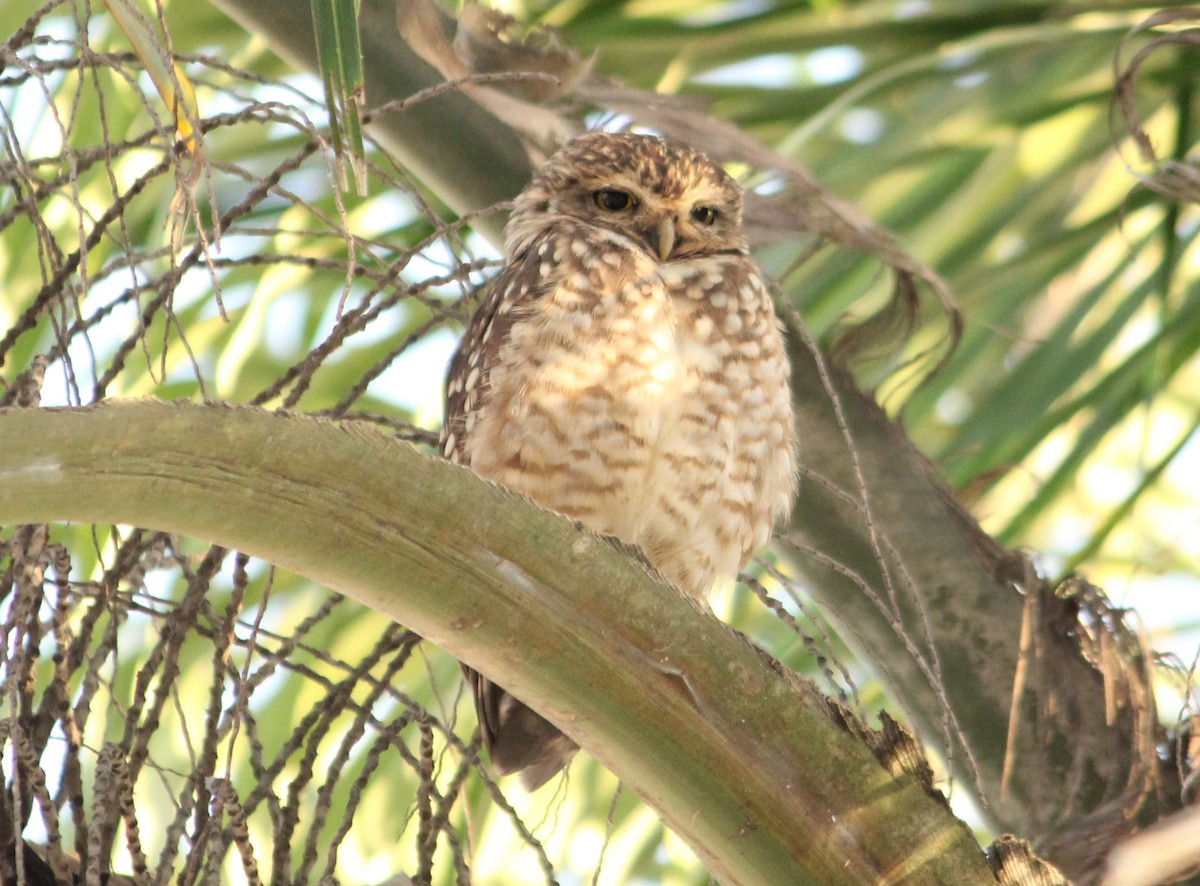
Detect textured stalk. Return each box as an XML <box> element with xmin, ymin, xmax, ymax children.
<box><xmin>0</xmin><ymin>399</ymin><xmax>995</xmax><ymax>885</ymax></box>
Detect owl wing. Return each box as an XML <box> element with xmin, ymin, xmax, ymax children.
<box><xmin>441</xmin><ymin>232</ymin><xmax>581</xmax><ymax>789</ymax></box>
<box><xmin>441</xmin><ymin>234</ymin><xmax>556</xmax><ymax>464</ymax></box>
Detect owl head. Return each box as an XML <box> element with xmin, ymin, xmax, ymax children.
<box><xmin>505</xmin><ymin>132</ymin><xmax>747</xmax><ymax>264</ymax></box>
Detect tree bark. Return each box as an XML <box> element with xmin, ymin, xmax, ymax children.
<box><xmin>781</xmin><ymin>322</ymin><xmax>1159</xmax><ymax>881</ymax></box>
<box><xmin>0</xmin><ymin>399</ymin><xmax>998</xmax><ymax>884</ymax></box>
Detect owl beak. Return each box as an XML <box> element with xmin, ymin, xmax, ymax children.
<box><xmin>653</xmin><ymin>215</ymin><xmax>676</xmax><ymax>262</ymax></box>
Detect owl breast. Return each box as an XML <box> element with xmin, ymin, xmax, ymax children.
<box><xmin>464</xmin><ymin>229</ymin><xmax>796</xmax><ymax>598</ymax></box>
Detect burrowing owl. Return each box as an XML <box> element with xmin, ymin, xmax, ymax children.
<box><xmin>442</xmin><ymin>131</ymin><xmax>798</xmax><ymax>789</ymax></box>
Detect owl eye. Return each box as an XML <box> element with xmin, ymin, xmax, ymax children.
<box><xmin>691</xmin><ymin>206</ymin><xmax>719</xmax><ymax>226</ymax></box>
<box><xmin>594</xmin><ymin>188</ymin><xmax>634</xmax><ymax>211</ymax></box>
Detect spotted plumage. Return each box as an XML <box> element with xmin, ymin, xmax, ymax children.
<box><xmin>442</xmin><ymin>131</ymin><xmax>798</xmax><ymax>789</ymax></box>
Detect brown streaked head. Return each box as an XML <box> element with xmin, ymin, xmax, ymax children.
<box><xmin>505</xmin><ymin>131</ymin><xmax>747</xmax><ymax>264</ymax></box>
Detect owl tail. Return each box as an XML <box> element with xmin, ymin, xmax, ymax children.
<box><xmin>464</xmin><ymin>666</ymin><xmax>579</xmax><ymax>790</ymax></box>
